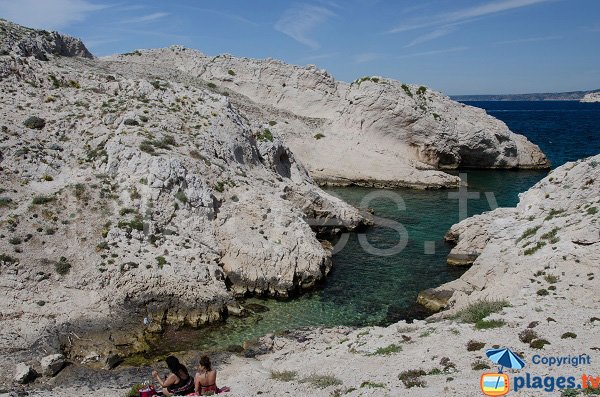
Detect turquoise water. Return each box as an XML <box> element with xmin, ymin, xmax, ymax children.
<box><xmin>153</xmin><ymin>101</ymin><xmax>600</xmax><ymax>353</ymax></box>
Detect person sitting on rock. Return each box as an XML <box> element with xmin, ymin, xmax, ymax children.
<box><xmin>194</xmin><ymin>355</ymin><xmax>222</xmax><ymax>395</ymax></box>
<box><xmin>151</xmin><ymin>355</ymin><xmax>195</xmax><ymax>396</ymax></box>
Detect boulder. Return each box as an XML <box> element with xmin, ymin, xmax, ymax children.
<box><xmin>40</xmin><ymin>353</ymin><xmax>66</xmax><ymax>377</ymax></box>
<box><xmin>416</xmin><ymin>288</ymin><xmax>454</xmax><ymax>312</ymax></box>
<box><xmin>14</xmin><ymin>362</ymin><xmax>36</xmax><ymax>384</ymax></box>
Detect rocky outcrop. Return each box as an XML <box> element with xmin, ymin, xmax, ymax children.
<box><xmin>103</xmin><ymin>47</ymin><xmax>549</xmax><ymax>189</ymax></box>
<box><xmin>0</xmin><ymin>19</ymin><xmax>93</xmax><ymax>60</ymax></box>
<box><xmin>425</xmin><ymin>154</ymin><xmax>600</xmax><ymax>312</ymax></box>
<box><xmin>581</xmin><ymin>92</ymin><xmax>600</xmax><ymax>103</ymax></box>
<box><xmin>0</xmin><ymin>20</ymin><xmax>366</xmax><ymax>382</ymax></box>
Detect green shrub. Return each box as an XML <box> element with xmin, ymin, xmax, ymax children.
<box><xmin>545</xmin><ymin>209</ymin><xmax>565</xmax><ymax>220</ymax></box>
<box><xmin>268</xmin><ymin>120</ymin><xmax>277</xmax><ymax>126</ymax></box>
<box><xmin>370</xmin><ymin>344</ymin><xmax>402</xmax><ymax>355</ymax></box>
<box><xmin>55</xmin><ymin>257</ymin><xmax>71</xmax><ymax>275</ymax></box>
<box><xmin>471</xmin><ymin>360</ymin><xmax>491</xmax><ymax>370</ymax></box>
<box><xmin>227</xmin><ymin>69</ymin><xmax>236</xmax><ymax>76</ymax></box>
<box><xmin>123</xmin><ymin>119</ymin><xmax>139</xmax><ymax>126</ymax></box>
<box><xmin>257</xmin><ymin>128</ymin><xmax>274</xmax><ymax>142</ymax></box>
<box><xmin>517</xmin><ymin>225</ymin><xmax>541</xmax><ymax>242</ymax></box>
<box><xmin>453</xmin><ymin>300</ymin><xmax>509</xmax><ymax>323</ymax></box>
<box><xmin>561</xmin><ymin>332</ymin><xmax>577</xmax><ymax>339</ymax></box>
<box><xmin>360</xmin><ymin>381</ymin><xmax>385</xmax><ymax>388</ymax></box>
<box><xmin>207</xmin><ymin>82</ymin><xmax>217</xmax><ymax>89</ymax></box>
<box><xmin>537</xmin><ymin>289</ymin><xmax>549</xmax><ymax>296</ymax></box>
<box><xmin>270</xmin><ymin>370</ymin><xmax>297</xmax><ymax>382</ymax></box>
<box><xmin>401</xmin><ymin>84</ymin><xmax>413</xmax><ymax>98</ymax></box>
<box><xmin>23</xmin><ymin>116</ymin><xmax>46</xmax><ymax>130</ymax></box>
<box><xmin>300</xmin><ymin>374</ymin><xmax>342</xmax><ymax>389</ymax></box>
<box><xmin>588</xmin><ymin>207</ymin><xmax>598</xmax><ymax>215</ymax></box>
<box><xmin>314</xmin><ymin>133</ymin><xmax>325</xmax><ymax>140</ymax></box>
<box><xmin>530</xmin><ymin>339</ymin><xmax>550</xmax><ymax>349</ymax></box>
<box><xmin>140</xmin><ymin>140</ymin><xmax>155</xmax><ymax>154</ymax></box>
<box><xmin>475</xmin><ymin>319</ymin><xmax>506</xmax><ymax>329</ymax></box>
<box><xmin>32</xmin><ymin>195</ymin><xmax>54</xmax><ymax>205</ymax></box>
<box><xmin>524</xmin><ymin>241</ymin><xmax>546</xmax><ymax>255</ymax></box>
<box><xmin>156</xmin><ymin>256</ymin><xmax>167</xmax><ymax>269</ymax></box>
<box><xmin>0</xmin><ymin>197</ymin><xmax>12</xmax><ymax>207</ymax></box>
<box><xmin>8</xmin><ymin>237</ymin><xmax>21</xmax><ymax>245</ymax></box>
<box><xmin>124</xmin><ymin>383</ymin><xmax>146</xmax><ymax>397</ymax></box>
<box><xmin>0</xmin><ymin>253</ymin><xmax>17</xmax><ymax>265</ymax></box>
<box><xmin>416</xmin><ymin>86</ymin><xmax>427</xmax><ymax>95</ymax></box>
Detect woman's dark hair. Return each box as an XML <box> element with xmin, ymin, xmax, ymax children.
<box><xmin>199</xmin><ymin>355</ymin><xmax>212</xmax><ymax>371</ymax></box>
<box><xmin>165</xmin><ymin>355</ymin><xmax>189</xmax><ymax>378</ymax></box>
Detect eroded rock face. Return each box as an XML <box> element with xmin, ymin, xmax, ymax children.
<box><xmin>427</xmin><ymin>155</ymin><xmax>600</xmax><ymax>312</ymax></box>
<box><xmin>101</xmin><ymin>47</ymin><xmax>549</xmax><ymax>188</ymax></box>
<box><xmin>0</xmin><ymin>19</ymin><xmax>93</xmax><ymax>60</ymax></box>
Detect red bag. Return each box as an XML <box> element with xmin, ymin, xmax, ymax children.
<box><xmin>138</xmin><ymin>385</ymin><xmax>155</xmax><ymax>397</ymax></box>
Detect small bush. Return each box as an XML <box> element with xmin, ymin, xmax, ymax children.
<box><xmin>227</xmin><ymin>69</ymin><xmax>236</xmax><ymax>76</ymax></box>
<box><xmin>466</xmin><ymin>340</ymin><xmax>485</xmax><ymax>351</ymax></box>
<box><xmin>545</xmin><ymin>209</ymin><xmax>565</xmax><ymax>221</ymax></box>
<box><xmin>140</xmin><ymin>141</ymin><xmax>155</xmax><ymax>154</ymax></box>
<box><xmin>360</xmin><ymin>381</ymin><xmax>385</xmax><ymax>388</ymax></box>
<box><xmin>517</xmin><ymin>226</ymin><xmax>541</xmax><ymax>242</ymax></box>
<box><xmin>0</xmin><ymin>197</ymin><xmax>12</xmax><ymax>207</ymax></box>
<box><xmin>530</xmin><ymin>339</ymin><xmax>550</xmax><ymax>349</ymax></box>
<box><xmin>41</xmin><ymin>174</ymin><xmax>53</xmax><ymax>181</ymax></box>
<box><xmin>537</xmin><ymin>289</ymin><xmax>549</xmax><ymax>296</ymax></box>
<box><xmin>524</xmin><ymin>241</ymin><xmax>546</xmax><ymax>255</ymax></box>
<box><xmin>401</xmin><ymin>84</ymin><xmax>413</xmax><ymax>98</ymax></box>
<box><xmin>268</xmin><ymin>120</ymin><xmax>277</xmax><ymax>126</ymax></box>
<box><xmin>544</xmin><ymin>274</ymin><xmax>559</xmax><ymax>284</ymax></box>
<box><xmin>475</xmin><ymin>319</ymin><xmax>506</xmax><ymax>330</ymax></box>
<box><xmin>519</xmin><ymin>329</ymin><xmax>538</xmax><ymax>344</ymax></box>
<box><xmin>300</xmin><ymin>374</ymin><xmax>342</xmax><ymax>389</ymax></box>
<box><xmin>0</xmin><ymin>253</ymin><xmax>18</xmax><ymax>265</ymax></box>
<box><xmin>471</xmin><ymin>360</ymin><xmax>491</xmax><ymax>370</ymax></box>
<box><xmin>123</xmin><ymin>119</ymin><xmax>139</xmax><ymax>126</ymax></box>
<box><xmin>270</xmin><ymin>370</ymin><xmax>297</xmax><ymax>382</ymax></box>
<box><xmin>453</xmin><ymin>300</ymin><xmax>509</xmax><ymax>323</ymax></box>
<box><xmin>23</xmin><ymin>116</ymin><xmax>46</xmax><ymax>129</ymax></box>
<box><xmin>156</xmin><ymin>256</ymin><xmax>167</xmax><ymax>269</ymax></box>
<box><xmin>314</xmin><ymin>133</ymin><xmax>325</xmax><ymax>140</ymax></box>
<box><xmin>32</xmin><ymin>195</ymin><xmax>54</xmax><ymax>205</ymax></box>
<box><xmin>9</xmin><ymin>237</ymin><xmax>22</xmax><ymax>245</ymax></box>
<box><xmin>207</xmin><ymin>82</ymin><xmax>217</xmax><ymax>89</ymax></box>
<box><xmin>588</xmin><ymin>207</ymin><xmax>598</xmax><ymax>215</ymax></box>
<box><xmin>398</xmin><ymin>369</ymin><xmax>426</xmax><ymax>388</ymax></box>
<box><xmin>561</xmin><ymin>332</ymin><xmax>577</xmax><ymax>339</ymax></box>
<box><xmin>416</xmin><ymin>86</ymin><xmax>427</xmax><ymax>95</ymax></box>
<box><xmin>257</xmin><ymin>128</ymin><xmax>274</xmax><ymax>142</ymax></box>
<box><xmin>55</xmin><ymin>257</ymin><xmax>71</xmax><ymax>275</ymax></box>
<box><xmin>124</xmin><ymin>383</ymin><xmax>146</xmax><ymax>397</ymax></box>
<box><xmin>370</xmin><ymin>344</ymin><xmax>402</xmax><ymax>355</ymax></box>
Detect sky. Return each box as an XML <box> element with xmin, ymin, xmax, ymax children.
<box><xmin>1</xmin><ymin>0</ymin><xmax>599</xmax><ymax>95</ymax></box>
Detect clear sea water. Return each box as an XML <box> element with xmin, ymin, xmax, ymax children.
<box><xmin>153</xmin><ymin>101</ymin><xmax>600</xmax><ymax>354</ymax></box>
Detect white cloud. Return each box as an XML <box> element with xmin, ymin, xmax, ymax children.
<box><xmin>497</xmin><ymin>35</ymin><xmax>562</xmax><ymax>45</ymax></box>
<box><xmin>0</xmin><ymin>0</ymin><xmax>104</xmax><ymax>30</ymax></box>
<box><xmin>405</xmin><ymin>26</ymin><xmax>457</xmax><ymax>47</ymax></box>
<box><xmin>122</xmin><ymin>12</ymin><xmax>169</xmax><ymax>24</ymax></box>
<box><xmin>274</xmin><ymin>4</ymin><xmax>335</xmax><ymax>49</ymax></box>
<box><xmin>390</xmin><ymin>0</ymin><xmax>553</xmax><ymax>33</ymax></box>
<box><xmin>397</xmin><ymin>46</ymin><xmax>469</xmax><ymax>59</ymax></box>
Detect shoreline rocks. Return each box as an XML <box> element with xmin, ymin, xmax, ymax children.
<box><xmin>581</xmin><ymin>92</ymin><xmax>600</xmax><ymax>103</ymax></box>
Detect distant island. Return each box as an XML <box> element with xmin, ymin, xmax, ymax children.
<box><xmin>452</xmin><ymin>88</ymin><xmax>600</xmax><ymax>101</ymax></box>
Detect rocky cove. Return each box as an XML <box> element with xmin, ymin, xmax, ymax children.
<box><xmin>1</xmin><ymin>19</ymin><xmax>598</xmax><ymax>396</ymax></box>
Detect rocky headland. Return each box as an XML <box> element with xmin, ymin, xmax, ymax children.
<box><xmin>581</xmin><ymin>92</ymin><xmax>600</xmax><ymax>103</ymax></box>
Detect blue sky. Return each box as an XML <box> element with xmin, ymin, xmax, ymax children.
<box><xmin>1</xmin><ymin>0</ymin><xmax>599</xmax><ymax>95</ymax></box>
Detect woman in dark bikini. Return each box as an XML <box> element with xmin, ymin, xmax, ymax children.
<box><xmin>194</xmin><ymin>355</ymin><xmax>218</xmax><ymax>396</ymax></box>
<box><xmin>151</xmin><ymin>356</ymin><xmax>195</xmax><ymax>396</ymax></box>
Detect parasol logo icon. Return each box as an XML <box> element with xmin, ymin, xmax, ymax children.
<box><xmin>480</xmin><ymin>347</ymin><xmax>526</xmax><ymax>396</ymax></box>
<box><xmin>481</xmin><ymin>373</ymin><xmax>510</xmax><ymax>396</ymax></box>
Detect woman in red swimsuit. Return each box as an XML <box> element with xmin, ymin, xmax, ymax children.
<box><xmin>194</xmin><ymin>355</ymin><xmax>218</xmax><ymax>396</ymax></box>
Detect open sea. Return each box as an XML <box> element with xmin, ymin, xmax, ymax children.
<box><xmin>149</xmin><ymin>101</ymin><xmax>600</xmax><ymax>355</ymax></box>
